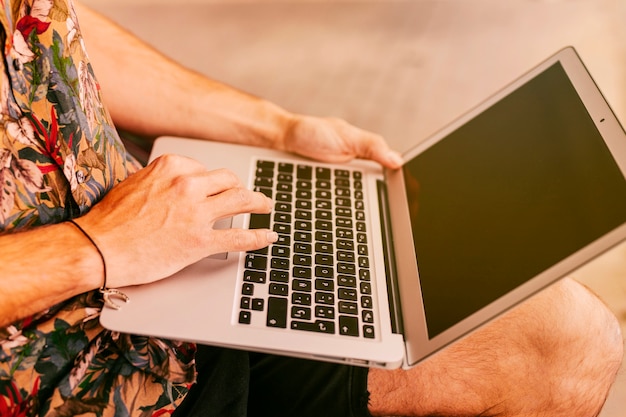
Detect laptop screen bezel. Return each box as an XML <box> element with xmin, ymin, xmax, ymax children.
<box><xmin>384</xmin><ymin>46</ymin><xmax>626</xmax><ymax>367</ymax></box>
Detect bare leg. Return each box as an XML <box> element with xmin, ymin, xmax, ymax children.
<box><xmin>368</xmin><ymin>278</ymin><xmax>624</xmax><ymax>417</ymax></box>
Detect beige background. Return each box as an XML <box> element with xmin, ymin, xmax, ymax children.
<box><xmin>81</xmin><ymin>0</ymin><xmax>626</xmax><ymax>415</ymax></box>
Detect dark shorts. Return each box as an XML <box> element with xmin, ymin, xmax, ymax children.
<box><xmin>171</xmin><ymin>344</ymin><xmax>372</xmax><ymax>417</ymax></box>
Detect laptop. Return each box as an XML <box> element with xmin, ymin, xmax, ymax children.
<box><xmin>100</xmin><ymin>47</ymin><xmax>626</xmax><ymax>369</ymax></box>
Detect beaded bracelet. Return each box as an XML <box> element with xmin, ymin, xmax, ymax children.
<box><xmin>68</xmin><ymin>219</ymin><xmax>129</xmax><ymax>310</ymax></box>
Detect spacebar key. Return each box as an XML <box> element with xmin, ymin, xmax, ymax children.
<box><xmin>267</xmin><ymin>297</ymin><xmax>288</xmax><ymax>328</ymax></box>
<box><xmin>291</xmin><ymin>320</ymin><xmax>335</xmax><ymax>334</ymax></box>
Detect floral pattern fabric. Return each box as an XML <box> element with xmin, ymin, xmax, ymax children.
<box><xmin>0</xmin><ymin>0</ymin><xmax>196</xmax><ymax>415</ymax></box>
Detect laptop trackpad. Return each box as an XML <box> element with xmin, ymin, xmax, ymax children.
<box><xmin>209</xmin><ymin>217</ymin><xmax>233</xmax><ymax>260</ymax></box>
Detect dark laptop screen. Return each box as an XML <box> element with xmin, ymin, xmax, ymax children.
<box><xmin>403</xmin><ymin>62</ymin><xmax>626</xmax><ymax>339</ymax></box>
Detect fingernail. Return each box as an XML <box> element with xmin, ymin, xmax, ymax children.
<box><xmin>267</xmin><ymin>231</ymin><xmax>279</xmax><ymax>243</ymax></box>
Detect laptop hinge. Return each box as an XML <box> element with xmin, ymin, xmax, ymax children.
<box><xmin>377</xmin><ymin>179</ymin><xmax>404</xmax><ymax>335</ymax></box>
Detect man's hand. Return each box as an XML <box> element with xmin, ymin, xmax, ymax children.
<box><xmin>282</xmin><ymin>115</ymin><xmax>403</xmax><ymax>170</ymax></box>
<box><xmin>78</xmin><ymin>154</ymin><xmax>277</xmax><ymax>289</ymax></box>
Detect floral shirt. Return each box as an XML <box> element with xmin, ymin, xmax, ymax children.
<box><xmin>0</xmin><ymin>0</ymin><xmax>195</xmax><ymax>416</ymax></box>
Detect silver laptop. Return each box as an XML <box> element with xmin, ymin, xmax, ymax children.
<box><xmin>100</xmin><ymin>47</ymin><xmax>626</xmax><ymax>369</ymax></box>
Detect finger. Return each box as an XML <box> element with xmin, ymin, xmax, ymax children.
<box><xmin>210</xmin><ymin>228</ymin><xmax>279</xmax><ymax>254</ymax></box>
<box><xmin>350</xmin><ymin>130</ymin><xmax>404</xmax><ymax>170</ymax></box>
<box><xmin>205</xmin><ymin>187</ymin><xmax>273</xmax><ymax>219</ymax></box>
<box><xmin>148</xmin><ymin>153</ymin><xmax>208</xmax><ymax>175</ymax></box>
<box><xmin>202</xmin><ymin>168</ymin><xmax>245</xmax><ymax>197</ymax></box>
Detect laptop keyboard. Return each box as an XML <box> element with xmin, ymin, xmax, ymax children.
<box><xmin>237</xmin><ymin>159</ymin><xmax>376</xmax><ymax>339</ymax></box>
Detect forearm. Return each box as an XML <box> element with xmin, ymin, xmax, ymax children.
<box><xmin>0</xmin><ymin>223</ymin><xmax>102</xmax><ymax>327</ymax></box>
<box><xmin>74</xmin><ymin>2</ymin><xmax>293</xmax><ymax>150</ymax></box>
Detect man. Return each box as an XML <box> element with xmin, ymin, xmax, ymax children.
<box><xmin>0</xmin><ymin>1</ymin><xmax>622</xmax><ymax>416</ymax></box>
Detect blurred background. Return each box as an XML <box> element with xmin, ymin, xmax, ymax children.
<box><xmin>81</xmin><ymin>0</ymin><xmax>626</xmax><ymax>415</ymax></box>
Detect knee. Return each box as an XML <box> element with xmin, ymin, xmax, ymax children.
<box><xmin>524</xmin><ymin>278</ymin><xmax>623</xmax><ymax>416</ymax></box>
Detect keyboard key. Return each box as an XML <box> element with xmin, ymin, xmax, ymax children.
<box><xmin>294</xmin><ymin>242</ymin><xmax>312</xmax><ymax>254</ymax></box>
<box><xmin>276</xmin><ymin>182</ymin><xmax>292</xmax><ymax>193</ymax></box>
<box><xmin>276</xmin><ymin>234</ymin><xmax>291</xmax><ymax>246</ymax></box>
<box><xmin>296</xmin><ymin>200</ymin><xmax>313</xmax><ymax>210</ymax></box>
<box><xmin>315</xmin><ymin>231</ymin><xmax>332</xmax><ymax>242</ymax></box>
<box><xmin>294</xmin><ymin>231</ymin><xmax>312</xmax><ymax>243</ymax></box>
<box><xmin>337</xmin><ymin>263</ymin><xmax>356</xmax><ymax>275</ymax></box>
<box><xmin>240</xmin><ymin>297</ymin><xmax>251</xmax><ymax>309</ymax></box>
<box><xmin>267</xmin><ymin>297</ymin><xmax>288</xmax><ymax>328</ymax></box>
<box><xmin>269</xmin><ymin>283</ymin><xmax>289</xmax><ymax>296</ymax></box>
<box><xmin>361</xmin><ymin>296</ymin><xmax>373</xmax><ymax>309</ymax></box>
<box><xmin>363</xmin><ymin>325</ymin><xmax>375</xmax><ymax>339</ymax></box>
<box><xmin>275</xmin><ymin>202</ymin><xmax>292</xmax><ymax>212</ymax></box>
<box><xmin>336</xmin><ymin>207</ymin><xmax>352</xmax><ymax>217</ymax></box>
<box><xmin>295</xmin><ymin>220</ymin><xmax>312</xmax><ymax>231</ymax></box>
<box><xmin>315</xmin><ymin>279</ymin><xmax>334</xmax><ymax>292</ymax></box>
<box><xmin>335</xmin><ymin>169</ymin><xmax>350</xmax><ymax>178</ymax></box>
<box><xmin>338</xmin><ymin>275</ymin><xmax>357</xmax><ymax>287</ymax></box>
<box><xmin>337</xmin><ymin>240</ymin><xmax>354</xmax><ymax>251</ymax></box>
<box><xmin>339</xmin><ymin>316</ymin><xmax>359</xmax><ymax>337</ymax></box>
<box><xmin>272</xmin><ymin>246</ymin><xmax>290</xmax><ymax>258</ymax></box>
<box><xmin>314</xmin><ymin>266</ymin><xmax>333</xmax><ymax>278</ymax></box>
<box><xmin>252</xmin><ymin>298</ymin><xmax>264</xmax><ymax>311</ymax></box>
<box><xmin>277</xmin><ymin>173</ymin><xmax>293</xmax><ymax>182</ymax></box>
<box><xmin>244</xmin><ymin>270</ymin><xmax>266</xmax><ymax>283</ymax></box>
<box><xmin>295</xmin><ymin>209</ymin><xmax>312</xmax><ymax>220</ymax></box>
<box><xmin>315</xmin><ymin>242</ymin><xmax>333</xmax><ymax>254</ymax></box>
<box><xmin>297</xmin><ymin>165</ymin><xmax>312</xmax><ymax>180</ymax></box>
<box><xmin>239</xmin><ymin>311</ymin><xmax>251</xmax><ymax>325</ymax></box>
<box><xmin>242</xmin><ymin>283</ymin><xmax>254</xmax><ymax>296</ymax></box>
<box><xmin>278</xmin><ymin>163</ymin><xmax>293</xmax><ymax>173</ymax></box>
<box><xmin>339</xmin><ymin>301</ymin><xmax>358</xmax><ymax>315</ymax></box>
<box><xmin>338</xmin><ymin>288</ymin><xmax>357</xmax><ymax>301</ymax></box>
<box><xmin>335</xmin><ymin>188</ymin><xmax>350</xmax><ymax>197</ymax></box>
<box><xmin>316</xmin><ymin>180</ymin><xmax>331</xmax><ymax>189</ymax></box>
<box><xmin>271</xmin><ymin>258</ymin><xmax>290</xmax><ymax>270</ymax></box>
<box><xmin>296</xmin><ymin>190</ymin><xmax>312</xmax><ymax>200</ymax></box>
<box><xmin>335</xmin><ymin>178</ymin><xmax>350</xmax><ymax>188</ymax></box>
<box><xmin>293</xmin><ymin>279</ymin><xmax>312</xmax><ymax>292</ymax></box>
<box><xmin>336</xmin><ymin>218</ymin><xmax>353</xmax><ymax>228</ymax></box>
<box><xmin>273</xmin><ymin>223</ymin><xmax>291</xmax><ymax>234</ymax></box>
<box><xmin>274</xmin><ymin>212</ymin><xmax>291</xmax><ymax>223</ymax></box>
<box><xmin>291</xmin><ymin>320</ymin><xmax>335</xmax><ymax>334</ymax></box>
<box><xmin>315</xmin><ymin>210</ymin><xmax>332</xmax><ymax>220</ymax></box>
<box><xmin>245</xmin><ymin>254</ymin><xmax>267</xmax><ymax>271</ymax></box>
<box><xmin>315</xmin><ymin>306</ymin><xmax>335</xmax><ymax>319</ymax></box>
<box><xmin>337</xmin><ymin>251</ymin><xmax>355</xmax><ymax>263</ymax></box>
<box><xmin>362</xmin><ymin>310</ymin><xmax>374</xmax><ymax>323</ymax></box>
<box><xmin>359</xmin><ymin>269</ymin><xmax>371</xmax><ymax>281</ymax></box>
<box><xmin>292</xmin><ymin>292</ymin><xmax>312</xmax><ymax>306</ymax></box>
<box><xmin>255</xmin><ymin>177</ymin><xmax>273</xmax><ymax>188</ymax></box>
<box><xmin>270</xmin><ymin>270</ymin><xmax>289</xmax><ymax>282</ymax></box>
<box><xmin>315</xmin><ymin>220</ymin><xmax>332</xmax><ymax>231</ymax></box>
<box><xmin>257</xmin><ymin>160</ymin><xmax>275</xmax><ymax>169</ymax></box>
<box><xmin>315</xmin><ymin>291</ymin><xmax>335</xmax><ymax>305</ymax></box>
<box><xmin>314</xmin><ymin>254</ymin><xmax>333</xmax><ymax>266</ymax></box>
<box><xmin>316</xmin><ymin>190</ymin><xmax>332</xmax><ymax>199</ymax></box>
<box><xmin>293</xmin><ymin>255</ymin><xmax>312</xmax><ymax>266</ymax></box>
<box><xmin>336</xmin><ymin>228</ymin><xmax>353</xmax><ymax>239</ymax></box>
<box><xmin>315</xmin><ymin>200</ymin><xmax>331</xmax><ymax>210</ymax></box>
<box><xmin>292</xmin><ymin>267</ymin><xmax>312</xmax><ymax>278</ymax></box>
<box><xmin>316</xmin><ymin>167</ymin><xmax>331</xmax><ymax>179</ymax></box>
<box><xmin>291</xmin><ymin>306</ymin><xmax>311</xmax><ymax>320</ymax></box>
